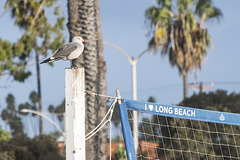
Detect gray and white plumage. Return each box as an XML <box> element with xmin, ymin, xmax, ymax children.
<box><xmin>40</xmin><ymin>36</ymin><xmax>86</xmax><ymax>64</ymax></box>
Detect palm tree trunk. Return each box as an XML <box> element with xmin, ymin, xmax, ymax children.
<box><xmin>35</xmin><ymin>48</ymin><xmax>43</xmax><ymax>135</ymax></box>
<box><xmin>79</xmin><ymin>1</ymin><xmax>98</xmax><ymax>158</ymax></box>
<box><xmin>95</xmin><ymin>0</ymin><xmax>107</xmax><ymax>158</ymax></box>
<box><xmin>67</xmin><ymin>0</ymin><xmax>81</xmax><ymax>41</ymax></box>
<box><xmin>183</xmin><ymin>71</ymin><xmax>188</xmax><ymax>100</ymax></box>
<box><xmin>67</xmin><ymin>0</ymin><xmax>105</xmax><ymax>159</ymax></box>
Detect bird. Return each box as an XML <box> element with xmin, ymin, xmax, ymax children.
<box><xmin>40</xmin><ymin>36</ymin><xmax>86</xmax><ymax>64</ymax></box>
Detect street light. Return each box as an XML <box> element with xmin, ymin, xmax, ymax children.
<box><xmin>20</xmin><ymin>109</ymin><xmax>64</xmax><ymax>136</ymax></box>
<box><xmin>103</xmin><ymin>41</ymin><xmax>148</xmax><ymax>152</ymax></box>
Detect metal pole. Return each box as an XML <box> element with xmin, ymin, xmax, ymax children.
<box><xmin>131</xmin><ymin>58</ymin><xmax>138</xmax><ymax>153</ymax></box>
<box><xmin>103</xmin><ymin>42</ymin><xmax>149</xmax><ymax>154</ymax></box>
<box><xmin>132</xmin><ymin>58</ymin><xmax>137</xmax><ymax>100</ymax></box>
<box><xmin>65</xmin><ymin>68</ymin><xmax>85</xmax><ymax>160</ymax></box>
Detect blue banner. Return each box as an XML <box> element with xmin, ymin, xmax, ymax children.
<box><xmin>123</xmin><ymin>99</ymin><xmax>240</xmax><ymax>126</ymax></box>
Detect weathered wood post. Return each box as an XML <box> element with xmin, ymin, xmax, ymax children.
<box><xmin>65</xmin><ymin>68</ymin><xmax>85</xmax><ymax>160</ymax></box>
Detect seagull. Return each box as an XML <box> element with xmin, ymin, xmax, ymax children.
<box><xmin>40</xmin><ymin>36</ymin><xmax>86</xmax><ymax>64</ymax></box>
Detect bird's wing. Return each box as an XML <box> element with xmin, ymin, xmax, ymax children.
<box><xmin>51</xmin><ymin>42</ymin><xmax>80</xmax><ymax>59</ymax></box>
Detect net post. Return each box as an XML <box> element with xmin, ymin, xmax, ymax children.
<box><xmin>116</xmin><ymin>88</ymin><xmax>122</xmax><ymax>104</ymax></box>
<box><xmin>65</xmin><ymin>68</ymin><xmax>85</xmax><ymax>160</ymax></box>
<box><xmin>116</xmin><ymin>89</ymin><xmax>137</xmax><ymax>160</ymax></box>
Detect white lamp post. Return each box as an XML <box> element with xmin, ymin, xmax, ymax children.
<box><xmin>20</xmin><ymin>108</ymin><xmax>64</xmax><ymax>136</ymax></box>
<box><xmin>103</xmin><ymin>42</ymin><xmax>148</xmax><ymax>152</ymax></box>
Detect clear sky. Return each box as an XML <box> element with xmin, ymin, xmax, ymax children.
<box><xmin>0</xmin><ymin>0</ymin><xmax>240</xmax><ymax>135</ymax></box>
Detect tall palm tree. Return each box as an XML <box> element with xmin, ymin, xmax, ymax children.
<box><xmin>145</xmin><ymin>0</ymin><xmax>222</xmax><ymax>99</ymax></box>
<box><xmin>67</xmin><ymin>0</ymin><xmax>107</xmax><ymax>159</ymax></box>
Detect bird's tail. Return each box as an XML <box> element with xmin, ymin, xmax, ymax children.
<box><xmin>40</xmin><ymin>58</ymin><xmax>51</xmax><ymax>64</ymax></box>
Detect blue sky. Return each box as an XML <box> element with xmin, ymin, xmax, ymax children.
<box><xmin>0</xmin><ymin>0</ymin><xmax>240</xmax><ymax>135</ymax></box>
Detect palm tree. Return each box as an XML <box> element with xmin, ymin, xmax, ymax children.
<box><xmin>145</xmin><ymin>0</ymin><xmax>222</xmax><ymax>99</ymax></box>
<box><xmin>67</xmin><ymin>0</ymin><xmax>107</xmax><ymax>159</ymax></box>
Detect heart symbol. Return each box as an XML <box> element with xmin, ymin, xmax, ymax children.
<box><xmin>149</xmin><ymin>105</ymin><xmax>153</xmax><ymax>111</ymax></box>
<box><xmin>219</xmin><ymin>114</ymin><xmax>225</xmax><ymax>121</ymax></box>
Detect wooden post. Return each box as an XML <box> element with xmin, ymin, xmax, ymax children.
<box><xmin>65</xmin><ymin>68</ymin><xmax>85</xmax><ymax>160</ymax></box>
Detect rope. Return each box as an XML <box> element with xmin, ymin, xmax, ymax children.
<box><xmin>85</xmin><ymin>90</ymin><xmax>120</xmax><ymax>160</ymax></box>
<box><xmin>109</xmin><ymin>117</ymin><xmax>112</xmax><ymax>160</ymax></box>
<box><xmin>85</xmin><ymin>90</ymin><xmax>122</xmax><ymax>100</ymax></box>
<box><xmin>108</xmin><ymin>103</ymin><xmax>115</xmax><ymax>160</ymax></box>
<box><xmin>85</xmin><ymin>98</ymin><xmax>117</xmax><ymax>140</ymax></box>
<box><xmin>85</xmin><ymin>98</ymin><xmax>117</xmax><ymax>160</ymax></box>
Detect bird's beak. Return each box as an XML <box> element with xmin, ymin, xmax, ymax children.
<box><xmin>82</xmin><ymin>40</ymin><xmax>87</xmax><ymax>43</ymax></box>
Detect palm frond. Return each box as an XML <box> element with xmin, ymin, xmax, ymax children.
<box><xmin>156</xmin><ymin>0</ymin><xmax>172</xmax><ymax>9</ymax></box>
<box><xmin>145</xmin><ymin>0</ymin><xmax>221</xmax><ymax>74</ymax></box>
<box><xmin>145</xmin><ymin>6</ymin><xmax>159</xmax><ymax>27</ymax></box>
<box><xmin>195</xmin><ymin>0</ymin><xmax>223</xmax><ymax>22</ymax></box>
<box><xmin>205</xmin><ymin>7</ymin><xmax>223</xmax><ymax>22</ymax></box>
<box><xmin>177</xmin><ymin>0</ymin><xmax>194</xmax><ymax>14</ymax></box>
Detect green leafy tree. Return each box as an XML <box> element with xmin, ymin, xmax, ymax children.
<box><xmin>139</xmin><ymin>117</ymin><xmax>155</xmax><ymax>142</ymax></box>
<box><xmin>145</xmin><ymin>0</ymin><xmax>222</xmax><ymax>99</ymax></box>
<box><xmin>48</xmin><ymin>99</ymin><xmax>65</xmax><ymax>128</ymax></box>
<box><xmin>18</xmin><ymin>91</ymin><xmax>39</xmax><ymax>136</ymax></box>
<box><xmin>179</xmin><ymin>90</ymin><xmax>240</xmax><ymax>113</ymax></box>
<box><xmin>19</xmin><ymin>91</ymin><xmax>38</xmax><ymax>116</ymax></box>
<box><xmin>0</xmin><ymin>128</ymin><xmax>11</xmax><ymax>141</ymax></box>
<box><xmin>0</xmin><ymin>135</ymin><xmax>64</xmax><ymax>160</ymax></box>
<box><xmin>4</xmin><ymin>0</ymin><xmax>65</xmax><ymax>135</ymax></box>
<box><xmin>29</xmin><ymin>135</ymin><xmax>65</xmax><ymax>160</ymax></box>
<box><xmin>0</xmin><ymin>38</ymin><xmax>31</xmax><ymax>82</ymax></box>
<box><xmin>1</xmin><ymin>94</ymin><xmax>24</xmax><ymax>138</ymax></box>
<box><xmin>113</xmin><ymin>144</ymin><xmax>127</xmax><ymax>160</ymax></box>
<box><xmin>48</xmin><ymin>131</ymin><xmax>62</xmax><ymax>140</ymax></box>
<box><xmin>148</xmin><ymin>96</ymin><xmax>156</xmax><ymax>103</ymax></box>
<box><xmin>112</xmin><ymin>136</ymin><xmax>124</xmax><ymax>142</ymax></box>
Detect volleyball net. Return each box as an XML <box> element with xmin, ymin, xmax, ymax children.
<box><xmin>119</xmin><ymin>99</ymin><xmax>240</xmax><ymax>160</ymax></box>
